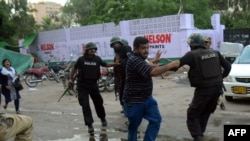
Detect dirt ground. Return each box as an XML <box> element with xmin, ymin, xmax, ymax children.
<box><xmin>2</xmin><ymin>70</ymin><xmax>250</xmax><ymax>141</ymax></box>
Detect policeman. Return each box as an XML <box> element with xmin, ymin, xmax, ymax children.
<box><xmin>68</xmin><ymin>42</ymin><xmax>118</xmax><ymax>134</ymax></box>
<box><xmin>166</xmin><ymin>33</ymin><xmax>231</xmax><ymax>141</ymax></box>
<box><xmin>110</xmin><ymin>37</ymin><xmax>133</xmax><ymax>113</ymax></box>
<box><xmin>121</xmin><ymin>38</ymin><xmax>129</xmax><ymax>46</ymax></box>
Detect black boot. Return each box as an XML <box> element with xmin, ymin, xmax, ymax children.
<box><xmin>220</xmin><ymin>103</ymin><xmax>226</xmax><ymax>110</ymax></box>
<box><xmin>193</xmin><ymin>136</ymin><xmax>202</xmax><ymax>141</ymax></box>
<box><xmin>101</xmin><ymin>118</ymin><xmax>107</xmax><ymax>127</ymax></box>
<box><xmin>88</xmin><ymin>124</ymin><xmax>94</xmax><ymax>134</ymax></box>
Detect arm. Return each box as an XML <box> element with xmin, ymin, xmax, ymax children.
<box><xmin>218</xmin><ymin>52</ymin><xmax>231</xmax><ymax>78</ymax></box>
<box><xmin>68</xmin><ymin>57</ymin><xmax>80</xmax><ymax>86</ymax></box>
<box><xmin>0</xmin><ymin>72</ymin><xmax>11</xmax><ymax>90</ymax></box>
<box><xmin>106</xmin><ymin>63</ymin><xmax>119</xmax><ymax>67</ymax></box>
<box><xmin>68</xmin><ymin>67</ymin><xmax>77</xmax><ymax>88</ymax></box>
<box><xmin>69</xmin><ymin>67</ymin><xmax>77</xmax><ymax>81</ymax></box>
<box><xmin>150</xmin><ymin>60</ymin><xmax>180</xmax><ymax>76</ymax></box>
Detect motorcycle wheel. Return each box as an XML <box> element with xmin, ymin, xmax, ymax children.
<box><xmin>46</xmin><ymin>71</ymin><xmax>55</xmax><ymax>81</ymax></box>
<box><xmin>98</xmin><ymin>79</ymin><xmax>105</xmax><ymax>92</ymax></box>
<box><xmin>60</xmin><ymin>76</ymin><xmax>67</xmax><ymax>89</ymax></box>
<box><xmin>25</xmin><ymin>75</ymin><xmax>38</xmax><ymax>87</ymax></box>
<box><xmin>105</xmin><ymin>76</ymin><xmax>114</xmax><ymax>92</ymax></box>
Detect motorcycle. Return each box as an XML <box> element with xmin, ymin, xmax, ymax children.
<box><xmin>48</xmin><ymin>55</ymin><xmax>74</xmax><ymax>84</ymax></box>
<box><xmin>98</xmin><ymin>67</ymin><xmax>115</xmax><ymax>92</ymax></box>
<box><xmin>24</xmin><ymin>65</ymin><xmax>59</xmax><ymax>87</ymax></box>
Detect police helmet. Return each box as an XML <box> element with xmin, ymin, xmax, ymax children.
<box><xmin>85</xmin><ymin>42</ymin><xmax>97</xmax><ymax>50</ymax></box>
<box><xmin>110</xmin><ymin>36</ymin><xmax>122</xmax><ymax>47</ymax></box>
<box><xmin>187</xmin><ymin>33</ymin><xmax>206</xmax><ymax>49</ymax></box>
<box><xmin>121</xmin><ymin>39</ymin><xmax>129</xmax><ymax>46</ymax></box>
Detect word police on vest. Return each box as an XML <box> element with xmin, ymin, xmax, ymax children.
<box><xmin>201</xmin><ymin>53</ymin><xmax>216</xmax><ymax>60</ymax></box>
<box><xmin>224</xmin><ymin>125</ymin><xmax>250</xmax><ymax>141</ymax></box>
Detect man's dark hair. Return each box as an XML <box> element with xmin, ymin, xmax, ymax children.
<box><xmin>133</xmin><ymin>36</ymin><xmax>149</xmax><ymax>48</ymax></box>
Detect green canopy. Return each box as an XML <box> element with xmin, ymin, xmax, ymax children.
<box><xmin>0</xmin><ymin>41</ymin><xmax>20</xmax><ymax>52</ymax></box>
<box><xmin>22</xmin><ymin>33</ymin><xmax>38</xmax><ymax>47</ymax></box>
<box><xmin>0</xmin><ymin>41</ymin><xmax>10</xmax><ymax>48</ymax></box>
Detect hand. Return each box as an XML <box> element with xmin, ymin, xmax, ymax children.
<box><xmin>154</xmin><ymin>50</ymin><xmax>162</xmax><ymax>62</ymax></box>
<box><xmin>68</xmin><ymin>79</ymin><xmax>73</xmax><ymax>88</ymax></box>
<box><xmin>114</xmin><ymin>62</ymin><xmax>120</xmax><ymax>66</ymax></box>
<box><xmin>6</xmin><ymin>85</ymin><xmax>11</xmax><ymax>90</ymax></box>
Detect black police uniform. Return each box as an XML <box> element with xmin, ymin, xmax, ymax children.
<box><xmin>178</xmin><ymin>48</ymin><xmax>231</xmax><ymax>138</ymax></box>
<box><xmin>74</xmin><ymin>55</ymin><xmax>107</xmax><ymax>126</ymax></box>
<box><xmin>113</xmin><ymin>45</ymin><xmax>133</xmax><ymax>106</ymax></box>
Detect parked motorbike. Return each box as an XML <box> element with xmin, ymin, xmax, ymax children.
<box><xmin>24</xmin><ymin>66</ymin><xmax>49</xmax><ymax>87</ymax></box>
<box><xmin>98</xmin><ymin>67</ymin><xmax>115</xmax><ymax>92</ymax></box>
<box><xmin>24</xmin><ymin>65</ymin><xmax>60</xmax><ymax>87</ymax></box>
<box><xmin>48</xmin><ymin>55</ymin><xmax>74</xmax><ymax>85</ymax></box>
<box><xmin>45</xmin><ymin>63</ymin><xmax>62</xmax><ymax>82</ymax></box>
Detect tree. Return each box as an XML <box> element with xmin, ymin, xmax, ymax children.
<box><xmin>210</xmin><ymin>0</ymin><xmax>250</xmax><ymax>29</ymax></box>
<box><xmin>0</xmin><ymin>0</ymin><xmax>36</xmax><ymax>46</ymax></box>
<box><xmin>62</xmin><ymin>0</ymin><xmax>214</xmax><ymax>29</ymax></box>
<box><xmin>38</xmin><ymin>17</ymin><xmax>62</xmax><ymax>31</ymax></box>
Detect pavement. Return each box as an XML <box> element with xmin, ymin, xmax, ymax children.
<box><xmin>1</xmin><ymin>70</ymin><xmax>250</xmax><ymax>141</ymax></box>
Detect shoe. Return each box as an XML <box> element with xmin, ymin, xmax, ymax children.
<box><xmin>220</xmin><ymin>103</ymin><xmax>226</xmax><ymax>110</ymax></box>
<box><xmin>16</xmin><ymin>111</ymin><xmax>21</xmax><ymax>114</ymax></box>
<box><xmin>88</xmin><ymin>124</ymin><xmax>94</xmax><ymax>134</ymax></box>
<box><xmin>101</xmin><ymin>118</ymin><xmax>107</xmax><ymax>127</ymax></box>
<box><xmin>3</xmin><ymin>105</ymin><xmax>7</xmax><ymax>109</ymax></box>
<box><xmin>121</xmin><ymin>106</ymin><xmax>125</xmax><ymax>113</ymax></box>
<box><xmin>125</xmin><ymin>121</ymin><xmax>129</xmax><ymax>126</ymax></box>
<box><xmin>193</xmin><ymin>136</ymin><xmax>202</xmax><ymax>141</ymax></box>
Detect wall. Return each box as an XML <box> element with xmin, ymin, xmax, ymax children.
<box><xmin>20</xmin><ymin>13</ymin><xmax>224</xmax><ymax>63</ymax></box>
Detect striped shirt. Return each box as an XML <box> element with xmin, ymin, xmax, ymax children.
<box><xmin>123</xmin><ymin>54</ymin><xmax>153</xmax><ymax>103</ymax></box>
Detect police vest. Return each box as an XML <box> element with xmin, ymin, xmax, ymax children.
<box><xmin>77</xmin><ymin>56</ymin><xmax>101</xmax><ymax>81</ymax></box>
<box><xmin>188</xmin><ymin>49</ymin><xmax>223</xmax><ymax>87</ymax></box>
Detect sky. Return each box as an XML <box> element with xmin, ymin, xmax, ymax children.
<box><xmin>28</xmin><ymin>0</ymin><xmax>67</xmax><ymax>6</ymax></box>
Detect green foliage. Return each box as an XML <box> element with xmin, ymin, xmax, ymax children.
<box><xmin>62</xmin><ymin>0</ymin><xmax>214</xmax><ymax>28</ymax></box>
<box><xmin>37</xmin><ymin>17</ymin><xmax>62</xmax><ymax>31</ymax></box>
<box><xmin>182</xmin><ymin>0</ymin><xmax>213</xmax><ymax>29</ymax></box>
<box><xmin>2</xmin><ymin>0</ymin><xmax>250</xmax><ymax>48</ymax></box>
<box><xmin>0</xmin><ymin>0</ymin><xmax>36</xmax><ymax>47</ymax></box>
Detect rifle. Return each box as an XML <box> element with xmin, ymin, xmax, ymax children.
<box><xmin>57</xmin><ymin>76</ymin><xmax>77</xmax><ymax>102</ymax></box>
<box><xmin>57</xmin><ymin>86</ymin><xmax>72</xmax><ymax>102</ymax></box>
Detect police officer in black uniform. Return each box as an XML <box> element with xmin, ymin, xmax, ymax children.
<box><xmin>68</xmin><ymin>42</ymin><xmax>118</xmax><ymax>134</ymax></box>
<box><xmin>110</xmin><ymin>37</ymin><xmax>133</xmax><ymax>113</ymax></box>
<box><xmin>166</xmin><ymin>33</ymin><xmax>231</xmax><ymax>141</ymax></box>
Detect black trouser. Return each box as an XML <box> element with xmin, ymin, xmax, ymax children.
<box><xmin>187</xmin><ymin>85</ymin><xmax>223</xmax><ymax>138</ymax></box>
<box><xmin>119</xmin><ymin>78</ymin><xmax>125</xmax><ymax>106</ymax></box>
<box><xmin>77</xmin><ymin>82</ymin><xmax>106</xmax><ymax>126</ymax></box>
